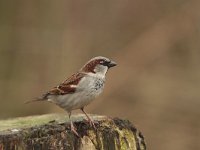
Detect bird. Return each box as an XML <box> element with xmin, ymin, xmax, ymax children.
<box><xmin>26</xmin><ymin>56</ymin><xmax>117</xmax><ymax>136</ymax></box>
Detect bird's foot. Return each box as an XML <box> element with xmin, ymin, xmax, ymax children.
<box><xmin>83</xmin><ymin>118</ymin><xmax>99</xmax><ymax>129</ymax></box>
<box><xmin>80</xmin><ymin>108</ymin><xmax>99</xmax><ymax>129</ymax></box>
<box><xmin>70</xmin><ymin>122</ymin><xmax>80</xmax><ymax>137</ymax></box>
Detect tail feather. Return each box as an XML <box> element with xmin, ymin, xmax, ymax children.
<box><xmin>24</xmin><ymin>97</ymin><xmax>46</xmax><ymax>104</ymax></box>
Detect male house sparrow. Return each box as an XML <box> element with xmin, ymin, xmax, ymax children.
<box><xmin>27</xmin><ymin>56</ymin><xmax>117</xmax><ymax>136</ymax></box>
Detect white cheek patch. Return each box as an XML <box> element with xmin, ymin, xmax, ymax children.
<box><xmin>70</xmin><ymin>85</ymin><xmax>77</xmax><ymax>88</ymax></box>
<box><xmin>94</xmin><ymin>65</ymin><xmax>108</xmax><ymax>76</ymax></box>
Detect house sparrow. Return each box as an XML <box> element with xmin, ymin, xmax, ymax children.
<box><xmin>26</xmin><ymin>56</ymin><xmax>117</xmax><ymax>136</ymax></box>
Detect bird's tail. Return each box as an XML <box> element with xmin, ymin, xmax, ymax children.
<box><xmin>24</xmin><ymin>97</ymin><xmax>46</xmax><ymax>104</ymax></box>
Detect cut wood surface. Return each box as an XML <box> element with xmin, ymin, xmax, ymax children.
<box><xmin>0</xmin><ymin>113</ymin><xmax>146</xmax><ymax>150</ymax></box>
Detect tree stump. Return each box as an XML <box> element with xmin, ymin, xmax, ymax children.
<box><xmin>0</xmin><ymin>113</ymin><xmax>146</xmax><ymax>150</ymax></box>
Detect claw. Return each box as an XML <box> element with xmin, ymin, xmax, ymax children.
<box><xmin>70</xmin><ymin>121</ymin><xmax>80</xmax><ymax>137</ymax></box>
<box><xmin>83</xmin><ymin>118</ymin><xmax>96</xmax><ymax>129</ymax></box>
<box><xmin>68</xmin><ymin>112</ymin><xmax>80</xmax><ymax>137</ymax></box>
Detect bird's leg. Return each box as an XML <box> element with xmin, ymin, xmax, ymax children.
<box><xmin>80</xmin><ymin>108</ymin><xmax>96</xmax><ymax>129</ymax></box>
<box><xmin>68</xmin><ymin>112</ymin><xmax>80</xmax><ymax>137</ymax></box>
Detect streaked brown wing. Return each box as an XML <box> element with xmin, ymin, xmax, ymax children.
<box><xmin>43</xmin><ymin>72</ymin><xmax>85</xmax><ymax>99</ymax></box>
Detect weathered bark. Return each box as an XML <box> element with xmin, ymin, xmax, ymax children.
<box><xmin>0</xmin><ymin>114</ymin><xmax>146</xmax><ymax>150</ymax></box>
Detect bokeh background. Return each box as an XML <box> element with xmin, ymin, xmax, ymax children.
<box><xmin>0</xmin><ymin>0</ymin><xmax>200</xmax><ymax>149</ymax></box>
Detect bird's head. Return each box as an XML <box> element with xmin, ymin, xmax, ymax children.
<box><xmin>81</xmin><ymin>56</ymin><xmax>117</xmax><ymax>77</ymax></box>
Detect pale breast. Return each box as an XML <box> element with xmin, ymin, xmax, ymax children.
<box><xmin>51</xmin><ymin>76</ymin><xmax>105</xmax><ymax>111</ymax></box>
<box><xmin>93</xmin><ymin>78</ymin><xmax>104</xmax><ymax>90</ymax></box>
<box><xmin>76</xmin><ymin>76</ymin><xmax>105</xmax><ymax>101</ymax></box>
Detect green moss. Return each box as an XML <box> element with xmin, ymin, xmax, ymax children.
<box><xmin>118</xmin><ymin>129</ymin><xmax>137</xmax><ymax>150</ymax></box>
<box><xmin>0</xmin><ymin>113</ymin><xmax>106</xmax><ymax>133</ymax></box>
<box><xmin>81</xmin><ymin>119</ymin><xmax>138</xmax><ymax>150</ymax></box>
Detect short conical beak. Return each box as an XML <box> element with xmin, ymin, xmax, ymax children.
<box><xmin>108</xmin><ymin>60</ymin><xmax>117</xmax><ymax>68</ymax></box>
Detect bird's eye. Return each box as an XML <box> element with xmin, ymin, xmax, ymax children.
<box><xmin>100</xmin><ymin>60</ymin><xmax>104</xmax><ymax>64</ymax></box>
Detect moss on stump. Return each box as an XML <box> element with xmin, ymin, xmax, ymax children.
<box><xmin>0</xmin><ymin>113</ymin><xmax>146</xmax><ymax>150</ymax></box>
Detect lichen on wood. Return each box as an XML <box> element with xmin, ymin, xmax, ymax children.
<box><xmin>0</xmin><ymin>113</ymin><xmax>146</xmax><ymax>150</ymax></box>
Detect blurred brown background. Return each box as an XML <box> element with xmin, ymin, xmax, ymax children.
<box><xmin>0</xmin><ymin>0</ymin><xmax>200</xmax><ymax>149</ymax></box>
